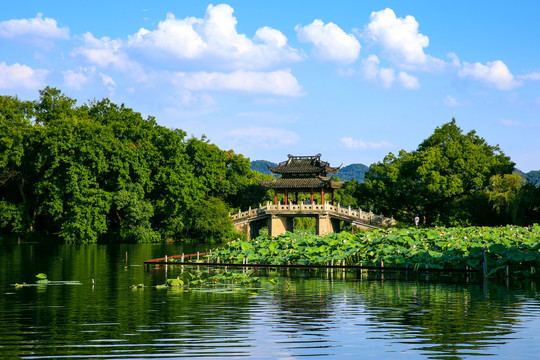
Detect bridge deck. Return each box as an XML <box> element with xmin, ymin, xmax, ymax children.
<box><xmin>230</xmin><ymin>202</ymin><xmax>394</xmax><ymax>228</ymax></box>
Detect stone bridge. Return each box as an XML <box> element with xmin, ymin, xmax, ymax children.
<box><xmin>230</xmin><ymin>202</ymin><xmax>395</xmax><ymax>239</ymax></box>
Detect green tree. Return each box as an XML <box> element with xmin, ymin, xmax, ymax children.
<box><xmin>484</xmin><ymin>173</ymin><xmax>524</xmax><ymax>223</ymax></box>
<box><xmin>362</xmin><ymin>119</ymin><xmax>515</xmax><ymax>225</ymax></box>
<box><xmin>0</xmin><ymin>88</ymin><xmax>268</xmax><ymax>244</ymax></box>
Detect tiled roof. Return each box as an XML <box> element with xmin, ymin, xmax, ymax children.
<box><xmin>257</xmin><ymin>176</ymin><xmax>344</xmax><ymax>190</ymax></box>
<box><xmin>268</xmin><ymin>154</ymin><xmax>340</xmax><ymax>175</ymax></box>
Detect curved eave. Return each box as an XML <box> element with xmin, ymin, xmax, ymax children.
<box><xmin>256</xmin><ymin>178</ymin><xmax>344</xmax><ymax>190</ymax></box>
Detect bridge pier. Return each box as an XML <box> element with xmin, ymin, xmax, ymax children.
<box><xmin>234</xmin><ymin>219</ymin><xmax>266</xmax><ymax>240</ymax></box>
<box><xmin>269</xmin><ymin>215</ymin><xmax>294</xmax><ymax>237</ymax></box>
<box><xmin>316</xmin><ymin>214</ymin><xmax>340</xmax><ymax>236</ymax></box>
<box><xmin>231</xmin><ymin>203</ymin><xmax>394</xmax><ymax>239</ymax></box>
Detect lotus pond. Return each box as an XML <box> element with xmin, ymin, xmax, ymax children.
<box><xmin>209</xmin><ymin>225</ymin><xmax>540</xmax><ymax>278</ymax></box>
<box><xmin>1</xmin><ymin>236</ymin><xmax>540</xmax><ymax>359</ymax></box>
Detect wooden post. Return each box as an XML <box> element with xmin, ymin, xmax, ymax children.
<box><xmin>285</xmin><ymin>189</ymin><xmax>288</xmax><ymax>205</ymax></box>
<box><xmin>321</xmin><ymin>188</ymin><xmax>324</xmax><ymax>204</ymax></box>
<box><xmin>310</xmin><ymin>188</ymin><xmax>314</xmax><ymax>205</ymax></box>
<box><xmin>274</xmin><ymin>190</ymin><xmax>277</xmax><ymax>205</ymax></box>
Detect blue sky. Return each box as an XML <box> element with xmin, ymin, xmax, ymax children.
<box><xmin>1</xmin><ymin>1</ymin><xmax>539</xmax><ymax>171</ymax></box>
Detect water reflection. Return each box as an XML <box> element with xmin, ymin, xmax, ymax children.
<box><xmin>0</xmin><ymin>244</ymin><xmax>539</xmax><ymax>359</ymax></box>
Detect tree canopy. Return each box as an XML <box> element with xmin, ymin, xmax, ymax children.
<box><xmin>361</xmin><ymin>119</ymin><xmax>528</xmax><ymax>226</ymax></box>
<box><xmin>0</xmin><ymin>88</ymin><xmax>264</xmax><ymax>244</ymax></box>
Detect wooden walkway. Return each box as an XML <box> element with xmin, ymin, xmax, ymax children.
<box><xmin>143</xmin><ymin>252</ymin><xmax>479</xmax><ymax>274</ymax></box>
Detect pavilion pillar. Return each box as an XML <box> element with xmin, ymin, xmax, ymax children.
<box><xmin>274</xmin><ymin>190</ymin><xmax>277</xmax><ymax>205</ymax></box>
<box><xmin>310</xmin><ymin>189</ymin><xmax>314</xmax><ymax>204</ymax></box>
<box><xmin>332</xmin><ymin>190</ymin><xmax>334</xmax><ymax>205</ymax></box>
<box><xmin>321</xmin><ymin>188</ymin><xmax>325</xmax><ymax>205</ymax></box>
<box><xmin>285</xmin><ymin>189</ymin><xmax>288</xmax><ymax>205</ymax></box>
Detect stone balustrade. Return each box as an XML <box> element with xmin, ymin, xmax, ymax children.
<box><xmin>230</xmin><ymin>201</ymin><xmax>395</xmax><ymax>227</ymax></box>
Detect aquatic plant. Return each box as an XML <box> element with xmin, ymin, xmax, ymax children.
<box><xmin>13</xmin><ymin>273</ymin><xmax>82</xmax><ymax>288</ymax></box>
<box><xmin>209</xmin><ymin>225</ymin><xmax>540</xmax><ymax>278</ymax></box>
<box><xmin>154</xmin><ymin>270</ymin><xmax>260</xmax><ymax>290</ymax></box>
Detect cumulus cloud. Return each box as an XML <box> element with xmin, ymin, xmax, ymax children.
<box><xmin>398</xmin><ymin>71</ymin><xmax>420</xmax><ymax>89</ymax></box>
<box><xmin>379</xmin><ymin>67</ymin><xmax>395</xmax><ymax>88</ymax></box>
<box><xmin>128</xmin><ymin>4</ymin><xmax>301</xmax><ymax>70</ymax></box>
<box><xmin>0</xmin><ymin>62</ymin><xmax>48</xmax><ymax>89</ymax></box>
<box><xmin>458</xmin><ymin>60</ymin><xmax>521</xmax><ymax>90</ymax></box>
<box><xmin>361</xmin><ymin>54</ymin><xmax>419</xmax><ymax>89</ymax></box>
<box><xmin>0</xmin><ymin>13</ymin><xmax>69</xmax><ymax>45</ymax></box>
<box><xmin>62</xmin><ymin>68</ymin><xmax>93</xmax><ymax>90</ymax></box>
<box><xmin>340</xmin><ymin>137</ymin><xmax>392</xmax><ymax>150</ymax></box>
<box><xmin>364</xmin><ymin>8</ymin><xmax>444</xmax><ymax>71</ymax></box>
<box><xmin>72</xmin><ymin>32</ymin><xmax>146</xmax><ymax>81</ymax></box>
<box><xmin>296</xmin><ymin>19</ymin><xmax>360</xmax><ymax>64</ymax></box>
<box><xmin>73</xmin><ymin>32</ymin><xmax>124</xmax><ymax>67</ymax></box>
<box><xmin>172</xmin><ymin>69</ymin><xmax>304</xmax><ymax>97</ymax></box>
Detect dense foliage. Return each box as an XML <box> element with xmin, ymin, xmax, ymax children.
<box><xmin>360</xmin><ymin>119</ymin><xmax>540</xmax><ymax>226</ymax></box>
<box><xmin>210</xmin><ymin>225</ymin><xmax>540</xmax><ymax>278</ymax></box>
<box><xmin>0</xmin><ymin>88</ymin><xmax>266</xmax><ymax>244</ymax></box>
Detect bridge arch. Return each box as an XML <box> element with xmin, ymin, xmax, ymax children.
<box><xmin>230</xmin><ymin>202</ymin><xmax>395</xmax><ymax>239</ymax></box>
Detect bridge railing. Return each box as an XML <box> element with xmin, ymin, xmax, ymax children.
<box><xmin>230</xmin><ymin>202</ymin><xmax>395</xmax><ymax>226</ymax></box>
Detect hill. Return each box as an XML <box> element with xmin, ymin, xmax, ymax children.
<box><xmin>525</xmin><ymin>170</ymin><xmax>540</xmax><ymax>186</ymax></box>
<box><xmin>335</xmin><ymin>163</ymin><xmax>369</xmax><ymax>183</ymax></box>
<box><xmin>250</xmin><ymin>160</ymin><xmax>278</xmax><ymax>177</ymax></box>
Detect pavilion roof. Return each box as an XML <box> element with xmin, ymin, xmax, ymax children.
<box><xmin>268</xmin><ymin>154</ymin><xmax>340</xmax><ymax>175</ymax></box>
<box><xmin>256</xmin><ymin>176</ymin><xmax>344</xmax><ymax>190</ymax></box>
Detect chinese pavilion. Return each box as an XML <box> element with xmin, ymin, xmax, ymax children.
<box><xmin>257</xmin><ymin>154</ymin><xmax>344</xmax><ymax>205</ymax></box>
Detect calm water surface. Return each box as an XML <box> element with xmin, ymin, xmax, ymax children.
<box><xmin>1</xmin><ymin>243</ymin><xmax>539</xmax><ymax>359</ymax></box>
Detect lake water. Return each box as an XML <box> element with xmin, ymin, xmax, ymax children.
<box><xmin>1</xmin><ymin>243</ymin><xmax>539</xmax><ymax>359</ymax></box>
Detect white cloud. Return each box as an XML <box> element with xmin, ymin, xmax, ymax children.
<box><xmin>379</xmin><ymin>67</ymin><xmax>395</xmax><ymax>88</ymax></box>
<box><xmin>443</xmin><ymin>95</ymin><xmax>460</xmax><ymax>107</ymax></box>
<box><xmin>62</xmin><ymin>68</ymin><xmax>93</xmax><ymax>90</ymax></box>
<box><xmin>73</xmin><ymin>32</ymin><xmax>124</xmax><ymax>68</ymax></box>
<box><xmin>364</xmin><ymin>8</ymin><xmax>444</xmax><ymax>71</ymax></box>
<box><xmin>73</xmin><ymin>32</ymin><xmax>146</xmax><ymax>81</ymax></box>
<box><xmin>519</xmin><ymin>71</ymin><xmax>540</xmax><ymax>81</ymax></box>
<box><xmin>0</xmin><ymin>13</ymin><xmax>69</xmax><ymax>45</ymax></box>
<box><xmin>296</xmin><ymin>19</ymin><xmax>360</xmax><ymax>64</ymax></box>
<box><xmin>0</xmin><ymin>62</ymin><xmax>48</xmax><ymax>89</ymax></box>
<box><xmin>499</xmin><ymin>119</ymin><xmax>539</xmax><ymax>128</ymax></box>
<box><xmin>173</xmin><ymin>69</ymin><xmax>304</xmax><ymax>97</ymax></box>
<box><xmin>361</xmin><ymin>54</ymin><xmax>419</xmax><ymax>89</ymax></box>
<box><xmin>362</xmin><ymin>54</ymin><xmax>380</xmax><ymax>80</ymax></box>
<box><xmin>128</xmin><ymin>4</ymin><xmax>301</xmax><ymax>70</ymax></box>
<box><xmin>227</xmin><ymin>127</ymin><xmax>300</xmax><ymax>148</ymax></box>
<box><xmin>99</xmin><ymin>73</ymin><xmax>115</xmax><ymax>87</ymax></box>
<box><xmin>398</xmin><ymin>71</ymin><xmax>420</xmax><ymax>89</ymax></box>
<box><xmin>340</xmin><ymin>137</ymin><xmax>392</xmax><ymax>150</ymax></box>
<box><xmin>459</xmin><ymin>60</ymin><xmax>521</xmax><ymax>90</ymax></box>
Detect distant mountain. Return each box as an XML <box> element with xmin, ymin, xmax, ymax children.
<box><xmin>250</xmin><ymin>160</ymin><xmax>278</xmax><ymax>177</ymax></box>
<box><xmin>250</xmin><ymin>160</ymin><xmax>369</xmax><ymax>183</ymax></box>
<box><xmin>335</xmin><ymin>163</ymin><xmax>369</xmax><ymax>183</ymax></box>
<box><xmin>519</xmin><ymin>170</ymin><xmax>540</xmax><ymax>186</ymax></box>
